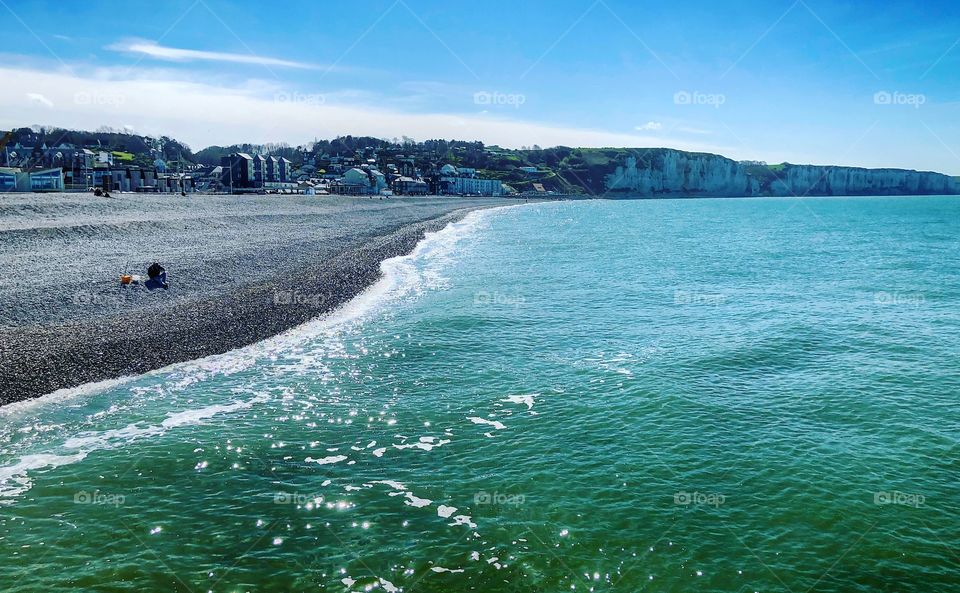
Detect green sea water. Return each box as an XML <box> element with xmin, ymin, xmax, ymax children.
<box><xmin>1</xmin><ymin>197</ymin><xmax>958</xmax><ymax>592</ymax></box>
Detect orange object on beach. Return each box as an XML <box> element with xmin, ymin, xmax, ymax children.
<box><xmin>120</xmin><ymin>274</ymin><xmax>133</xmax><ymax>285</ymax></box>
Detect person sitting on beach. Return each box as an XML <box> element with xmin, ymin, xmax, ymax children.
<box><xmin>144</xmin><ymin>262</ymin><xmax>169</xmax><ymax>290</ymax></box>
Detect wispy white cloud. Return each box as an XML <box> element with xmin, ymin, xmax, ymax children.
<box><xmin>636</xmin><ymin>121</ymin><xmax>663</xmax><ymax>131</ymax></box>
<box><xmin>675</xmin><ymin>125</ymin><xmax>712</xmax><ymax>135</ymax></box>
<box><xmin>25</xmin><ymin>92</ymin><xmax>53</xmax><ymax>108</ymax></box>
<box><xmin>108</xmin><ymin>39</ymin><xmax>324</xmax><ymax>70</ymax></box>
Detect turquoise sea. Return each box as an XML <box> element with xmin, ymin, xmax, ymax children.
<box><xmin>1</xmin><ymin>197</ymin><xmax>958</xmax><ymax>592</ymax></box>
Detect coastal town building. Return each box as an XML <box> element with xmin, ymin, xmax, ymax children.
<box><xmin>4</xmin><ymin>142</ymin><xmax>100</xmax><ymax>191</ymax></box>
<box><xmin>220</xmin><ymin>152</ymin><xmax>293</xmax><ymax>192</ymax></box>
<box><xmin>393</xmin><ymin>176</ymin><xmax>429</xmax><ymax>195</ymax></box>
<box><xmin>10</xmin><ymin>147</ymin><xmax>199</xmax><ymax>192</ymax></box>
<box><xmin>441</xmin><ymin>175</ymin><xmax>504</xmax><ymax>196</ymax></box>
<box><xmin>342</xmin><ymin>167</ymin><xmax>370</xmax><ymax>189</ymax></box>
<box><xmin>5</xmin><ymin>144</ymin><xmax>99</xmax><ymax>172</ymax></box>
<box><xmin>437</xmin><ymin>164</ymin><xmax>504</xmax><ymax>196</ymax></box>
<box><xmin>331</xmin><ymin>166</ymin><xmax>392</xmax><ymax>195</ymax></box>
<box><xmin>369</xmin><ymin>169</ymin><xmax>387</xmax><ymax>193</ymax></box>
<box><xmin>71</xmin><ymin>165</ymin><xmax>195</xmax><ymax>193</ymax></box>
<box><xmin>253</xmin><ymin>154</ymin><xmax>266</xmax><ymax>186</ymax></box>
<box><xmin>266</xmin><ymin>155</ymin><xmax>280</xmax><ymax>183</ymax></box>
<box><xmin>398</xmin><ymin>158</ymin><xmax>416</xmax><ymax>177</ymax></box>
<box><xmin>0</xmin><ymin>167</ymin><xmax>65</xmax><ymax>192</ymax></box>
<box><xmin>220</xmin><ymin>153</ymin><xmax>256</xmax><ymax>189</ymax></box>
<box><xmin>329</xmin><ymin>176</ymin><xmax>367</xmax><ymax>195</ymax></box>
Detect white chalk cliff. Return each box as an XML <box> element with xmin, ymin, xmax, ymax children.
<box><xmin>767</xmin><ymin>165</ymin><xmax>957</xmax><ymax>196</ymax></box>
<box><xmin>603</xmin><ymin>150</ymin><xmax>957</xmax><ymax>197</ymax></box>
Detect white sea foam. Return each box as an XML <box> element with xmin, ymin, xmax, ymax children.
<box><xmin>437</xmin><ymin>505</ymin><xmax>458</xmax><ymax>518</ymax></box>
<box><xmin>0</xmin><ymin>376</ymin><xmax>135</xmax><ymax>419</ymax></box>
<box><xmin>501</xmin><ymin>394</ymin><xmax>539</xmax><ymax>410</ymax></box>
<box><xmin>467</xmin><ymin>417</ymin><xmax>507</xmax><ymax>430</ymax></box>
<box><xmin>0</xmin><ymin>452</ymin><xmax>89</xmax><ymax>501</ymax></box>
<box><xmin>306</xmin><ymin>455</ymin><xmax>348</xmax><ymax>465</ymax></box>
<box><xmin>449</xmin><ymin>515</ymin><xmax>478</xmax><ymax>528</ymax></box>
<box><xmin>62</xmin><ymin>394</ymin><xmax>271</xmax><ymax>450</ymax></box>
<box><xmin>403</xmin><ymin>492</ymin><xmax>432</xmax><ymax>508</ymax></box>
<box><xmin>379</xmin><ymin>578</ymin><xmax>400</xmax><ymax>592</ymax></box>
<box><xmin>370</xmin><ymin>480</ymin><xmax>432</xmax><ymax>508</ymax></box>
<box><xmin>371</xmin><ymin>480</ymin><xmax>407</xmax><ymax>491</ymax></box>
<box><xmin>0</xmin><ymin>393</ymin><xmax>270</xmax><ymax>503</ymax></box>
<box><xmin>392</xmin><ymin>438</ymin><xmax>451</xmax><ymax>452</ymax></box>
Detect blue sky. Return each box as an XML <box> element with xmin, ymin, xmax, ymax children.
<box><xmin>1</xmin><ymin>0</ymin><xmax>958</xmax><ymax>173</ymax></box>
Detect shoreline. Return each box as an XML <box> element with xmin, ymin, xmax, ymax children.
<box><xmin>0</xmin><ymin>196</ymin><xmax>525</xmax><ymax>404</ymax></box>
<box><xmin>0</xmin><ymin>203</ymin><xmax>511</xmax><ymax>415</ymax></box>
